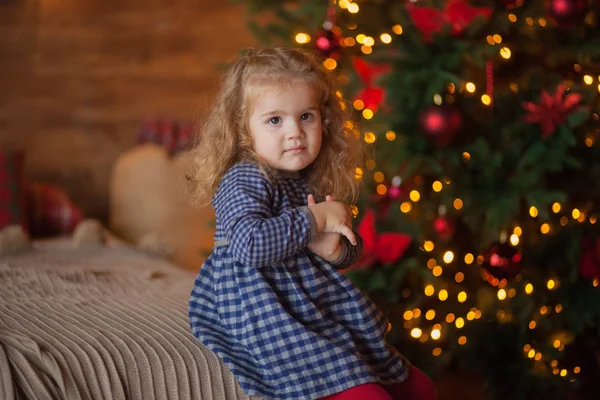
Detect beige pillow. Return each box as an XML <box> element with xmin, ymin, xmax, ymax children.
<box><xmin>109</xmin><ymin>144</ymin><xmax>214</xmax><ymax>271</ymax></box>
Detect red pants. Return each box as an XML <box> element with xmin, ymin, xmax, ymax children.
<box><xmin>318</xmin><ymin>367</ymin><xmax>437</xmax><ymax>400</ymax></box>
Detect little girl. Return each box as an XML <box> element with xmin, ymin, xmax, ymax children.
<box><xmin>188</xmin><ymin>48</ymin><xmax>436</xmax><ymax>400</ymax></box>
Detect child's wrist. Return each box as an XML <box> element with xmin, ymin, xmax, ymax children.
<box><xmin>324</xmin><ymin>246</ymin><xmax>343</xmax><ymax>263</ymax></box>
<box><xmin>307</xmin><ymin>205</ymin><xmax>325</xmax><ymax>232</ymax></box>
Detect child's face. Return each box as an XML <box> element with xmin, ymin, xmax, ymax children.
<box><xmin>247</xmin><ymin>83</ymin><xmax>323</xmax><ymax>172</ymax></box>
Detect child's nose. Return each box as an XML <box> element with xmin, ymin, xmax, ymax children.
<box><xmin>287</xmin><ymin>121</ymin><xmax>304</xmax><ymax>139</ymax></box>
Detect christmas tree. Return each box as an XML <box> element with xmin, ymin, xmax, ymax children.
<box><xmin>239</xmin><ymin>0</ymin><xmax>600</xmax><ymax>398</ymax></box>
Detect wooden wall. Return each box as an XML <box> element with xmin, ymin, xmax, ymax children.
<box><xmin>0</xmin><ymin>0</ymin><xmax>257</xmax><ymax>221</ymax></box>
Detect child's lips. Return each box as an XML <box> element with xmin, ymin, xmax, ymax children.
<box><xmin>285</xmin><ymin>147</ymin><xmax>306</xmax><ymax>154</ymax></box>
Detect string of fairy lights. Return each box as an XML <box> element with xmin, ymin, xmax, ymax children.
<box><xmin>295</xmin><ymin>0</ymin><xmax>600</xmax><ymax>108</ymax></box>
<box><xmin>292</xmin><ymin>0</ymin><xmax>600</xmax><ymax>381</ymax></box>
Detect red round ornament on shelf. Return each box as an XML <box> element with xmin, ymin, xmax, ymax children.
<box><xmin>419</xmin><ymin>104</ymin><xmax>462</xmax><ymax>146</ymax></box>
<box><xmin>545</xmin><ymin>0</ymin><xmax>588</xmax><ymax>27</ymax></box>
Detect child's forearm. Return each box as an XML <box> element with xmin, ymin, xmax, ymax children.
<box><xmin>228</xmin><ymin>206</ymin><xmax>316</xmax><ymax>268</ymax></box>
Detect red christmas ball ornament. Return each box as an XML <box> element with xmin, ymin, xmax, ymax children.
<box><xmin>419</xmin><ymin>104</ymin><xmax>462</xmax><ymax>146</ymax></box>
<box><xmin>433</xmin><ymin>216</ymin><xmax>455</xmax><ymax>240</ymax></box>
<box><xmin>579</xmin><ymin>237</ymin><xmax>600</xmax><ymax>280</ymax></box>
<box><xmin>545</xmin><ymin>0</ymin><xmax>589</xmax><ymax>27</ymax></box>
<box><xmin>387</xmin><ymin>175</ymin><xmax>404</xmax><ymax>201</ymax></box>
<box><xmin>481</xmin><ymin>242</ymin><xmax>523</xmax><ymax>285</ymax></box>
<box><xmin>314</xmin><ymin>29</ymin><xmax>342</xmax><ymax>59</ymax></box>
<box><xmin>388</xmin><ymin>186</ymin><xmax>403</xmax><ymax>200</ymax></box>
<box><xmin>497</xmin><ymin>0</ymin><xmax>526</xmax><ymax>9</ymax></box>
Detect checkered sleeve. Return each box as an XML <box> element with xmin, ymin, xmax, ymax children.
<box><xmin>214</xmin><ymin>165</ymin><xmax>317</xmax><ymax>269</ymax></box>
<box><xmin>329</xmin><ymin>232</ymin><xmax>363</xmax><ymax>270</ymax></box>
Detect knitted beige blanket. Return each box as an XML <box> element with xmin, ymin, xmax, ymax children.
<box><xmin>0</xmin><ymin>241</ymin><xmax>259</xmax><ymax>400</ymax></box>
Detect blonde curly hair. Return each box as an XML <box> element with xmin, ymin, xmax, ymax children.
<box><xmin>187</xmin><ymin>47</ymin><xmax>367</xmax><ymax>205</ymax></box>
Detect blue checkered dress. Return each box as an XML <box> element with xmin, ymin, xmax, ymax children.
<box><xmin>189</xmin><ymin>163</ymin><xmax>408</xmax><ymax>400</ymax></box>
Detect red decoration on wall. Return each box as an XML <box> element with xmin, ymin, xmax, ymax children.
<box><xmin>406</xmin><ymin>0</ymin><xmax>492</xmax><ymax>42</ymax></box>
<box><xmin>352</xmin><ymin>58</ymin><xmax>391</xmax><ymax>111</ymax></box>
<box><xmin>352</xmin><ymin>208</ymin><xmax>411</xmax><ymax>269</ymax></box>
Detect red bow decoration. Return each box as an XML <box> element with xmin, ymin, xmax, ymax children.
<box><xmin>523</xmin><ymin>84</ymin><xmax>583</xmax><ymax>138</ymax></box>
<box><xmin>580</xmin><ymin>237</ymin><xmax>600</xmax><ymax>280</ymax></box>
<box><xmin>350</xmin><ymin>209</ymin><xmax>411</xmax><ymax>270</ymax></box>
<box><xmin>406</xmin><ymin>0</ymin><xmax>492</xmax><ymax>42</ymax></box>
<box><xmin>352</xmin><ymin>57</ymin><xmax>391</xmax><ymax>112</ymax></box>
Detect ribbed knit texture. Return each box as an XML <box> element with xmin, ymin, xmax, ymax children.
<box><xmin>0</xmin><ymin>240</ymin><xmax>261</xmax><ymax>400</ymax></box>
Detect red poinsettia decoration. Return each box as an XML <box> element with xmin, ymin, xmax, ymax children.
<box><xmin>523</xmin><ymin>84</ymin><xmax>583</xmax><ymax>137</ymax></box>
<box><xmin>580</xmin><ymin>237</ymin><xmax>600</xmax><ymax>280</ymax></box>
<box><xmin>352</xmin><ymin>57</ymin><xmax>391</xmax><ymax>112</ymax></box>
<box><xmin>349</xmin><ymin>208</ymin><xmax>411</xmax><ymax>270</ymax></box>
<box><xmin>406</xmin><ymin>0</ymin><xmax>492</xmax><ymax>42</ymax></box>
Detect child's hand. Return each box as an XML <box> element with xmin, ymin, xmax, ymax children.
<box><xmin>306</xmin><ymin>195</ymin><xmax>343</xmax><ymax>262</ymax></box>
<box><xmin>307</xmin><ymin>195</ymin><xmax>357</xmax><ymax>245</ymax></box>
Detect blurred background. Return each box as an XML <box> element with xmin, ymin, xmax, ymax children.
<box><xmin>2</xmin><ymin>1</ymin><xmax>600</xmax><ymax>399</ymax></box>
<box><xmin>0</xmin><ymin>0</ymin><xmax>259</xmax><ymax>269</ymax></box>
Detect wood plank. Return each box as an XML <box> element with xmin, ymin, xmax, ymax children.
<box><xmin>0</xmin><ymin>0</ymin><xmax>257</xmax><ymax>222</ymax></box>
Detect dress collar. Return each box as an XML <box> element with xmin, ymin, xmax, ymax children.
<box><xmin>276</xmin><ymin>169</ymin><xmax>302</xmax><ymax>179</ymax></box>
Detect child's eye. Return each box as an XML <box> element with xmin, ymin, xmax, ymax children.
<box><xmin>268</xmin><ymin>117</ymin><xmax>282</xmax><ymax>125</ymax></box>
<box><xmin>300</xmin><ymin>113</ymin><xmax>314</xmax><ymax>122</ymax></box>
